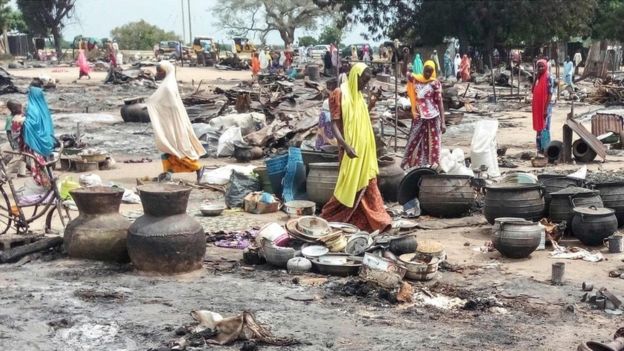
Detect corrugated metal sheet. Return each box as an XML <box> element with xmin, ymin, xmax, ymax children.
<box><xmin>591</xmin><ymin>113</ymin><xmax>624</xmax><ymax>136</ymax></box>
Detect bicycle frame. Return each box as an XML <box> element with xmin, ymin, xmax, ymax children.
<box><xmin>0</xmin><ymin>147</ymin><xmax>69</xmax><ymax>234</ymax></box>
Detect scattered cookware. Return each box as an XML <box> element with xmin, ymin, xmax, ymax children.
<box><xmin>301</xmin><ymin>245</ymin><xmax>329</xmax><ymax>258</ymax></box>
<box><xmin>287</xmin><ymin>257</ymin><xmax>312</xmax><ymax>274</ymax></box>
<box><xmin>199</xmin><ymin>203</ymin><xmax>226</xmax><ymax>217</ymax></box>
<box><xmin>399</xmin><ymin>254</ymin><xmax>440</xmax><ymax>281</ymax></box>
<box><xmin>571</xmin><ymin>206</ymin><xmax>618</xmax><ymax>246</ymax></box>
<box><xmin>492</xmin><ymin>217</ymin><xmax>542</xmax><ymax>258</ymax></box>
<box><xmin>484</xmin><ymin>183</ymin><xmax>545</xmax><ymax>224</ymax></box>
<box><xmin>549</xmin><ymin>187</ymin><xmax>603</xmax><ymax>226</ymax></box>
<box><xmin>388</xmin><ymin>234</ymin><xmax>418</xmax><ymax>256</ymax></box>
<box><xmin>310</xmin><ymin>254</ymin><xmax>362</xmax><ymax>276</ymax></box>
<box><xmin>260</xmin><ymin>239</ymin><xmax>296</xmax><ymax>268</ymax></box>
<box><xmin>419</xmin><ymin>174</ymin><xmax>475</xmax><ymax>218</ymax></box>
<box><xmin>297</xmin><ymin>216</ymin><xmax>331</xmax><ymax>237</ymax></box>
<box><xmin>284</xmin><ymin>200</ymin><xmax>316</xmax><ymax>218</ymax></box>
<box><xmin>345</xmin><ymin>233</ymin><xmax>373</xmax><ymax>256</ymax></box>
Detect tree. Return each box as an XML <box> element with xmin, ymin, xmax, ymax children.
<box><xmin>111</xmin><ymin>20</ymin><xmax>181</xmax><ymax>50</ymax></box>
<box><xmin>316</xmin><ymin>0</ymin><xmax>596</xmax><ymax>51</ymax></box>
<box><xmin>17</xmin><ymin>0</ymin><xmax>75</xmax><ymax>58</ymax></box>
<box><xmin>214</xmin><ymin>0</ymin><xmax>328</xmax><ymax>46</ymax></box>
<box><xmin>298</xmin><ymin>35</ymin><xmax>317</xmax><ymax>47</ymax></box>
<box><xmin>5</xmin><ymin>9</ymin><xmax>27</xmax><ymax>33</ymax></box>
<box><xmin>317</xmin><ymin>25</ymin><xmax>343</xmax><ymax>45</ymax></box>
<box><xmin>591</xmin><ymin>0</ymin><xmax>624</xmax><ymax>42</ymax></box>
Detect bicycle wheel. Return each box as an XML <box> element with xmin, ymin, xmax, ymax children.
<box><xmin>45</xmin><ymin>203</ymin><xmax>72</xmax><ymax>235</ymax></box>
<box><xmin>0</xmin><ymin>185</ymin><xmax>12</xmax><ymax>234</ymax></box>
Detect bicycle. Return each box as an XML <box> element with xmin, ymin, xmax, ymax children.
<box><xmin>0</xmin><ymin>144</ymin><xmax>72</xmax><ymax>235</ymax></box>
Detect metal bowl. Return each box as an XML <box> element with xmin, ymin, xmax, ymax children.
<box><xmin>200</xmin><ymin>204</ymin><xmax>225</xmax><ymax>216</ymax></box>
<box><xmin>310</xmin><ymin>254</ymin><xmax>362</xmax><ymax>276</ymax></box>
<box><xmin>297</xmin><ymin>216</ymin><xmax>330</xmax><ymax>237</ymax></box>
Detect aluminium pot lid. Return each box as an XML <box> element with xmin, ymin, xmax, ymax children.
<box><xmin>550</xmin><ymin>186</ymin><xmax>596</xmax><ymax>196</ymax></box>
<box><xmin>573</xmin><ymin>206</ymin><xmax>615</xmax><ymax>216</ymax></box>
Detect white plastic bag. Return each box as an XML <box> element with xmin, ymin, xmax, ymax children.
<box><xmin>122</xmin><ymin>189</ymin><xmax>141</xmax><ymax>204</ymax></box>
<box><xmin>199</xmin><ymin>164</ymin><xmax>256</xmax><ymax>185</ymax></box>
<box><xmin>470</xmin><ymin>120</ymin><xmax>500</xmax><ymax>177</ymax></box>
<box><xmin>216</xmin><ymin>126</ymin><xmax>243</xmax><ymax>157</ymax></box>
<box><xmin>79</xmin><ymin>173</ymin><xmax>102</xmax><ymax>187</ymax></box>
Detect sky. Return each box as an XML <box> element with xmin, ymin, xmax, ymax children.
<box><xmin>12</xmin><ymin>0</ymin><xmax>378</xmax><ymax>46</ymax></box>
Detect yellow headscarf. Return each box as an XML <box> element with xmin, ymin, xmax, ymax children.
<box><xmin>333</xmin><ymin>63</ymin><xmax>378</xmax><ymax>208</ymax></box>
<box><xmin>406</xmin><ymin>60</ymin><xmax>437</xmax><ymax>117</ymax></box>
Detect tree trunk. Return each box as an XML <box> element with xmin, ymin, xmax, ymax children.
<box><xmin>51</xmin><ymin>26</ymin><xmax>62</xmax><ymax>60</ymax></box>
<box><xmin>279</xmin><ymin>27</ymin><xmax>295</xmax><ymax>47</ymax></box>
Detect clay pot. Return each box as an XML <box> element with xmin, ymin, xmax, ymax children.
<box><xmin>492</xmin><ymin>218</ymin><xmax>542</xmax><ymax>258</ymax></box>
<box><xmin>127</xmin><ymin>184</ymin><xmax>205</xmax><ymax>274</ymax></box>
<box><xmin>377</xmin><ymin>156</ymin><xmax>405</xmax><ymax>203</ymax></box>
<box><xmin>571</xmin><ymin>206</ymin><xmax>618</xmax><ymax>246</ymax></box>
<box><xmin>64</xmin><ymin>186</ymin><xmax>130</xmax><ymax>262</ymax></box>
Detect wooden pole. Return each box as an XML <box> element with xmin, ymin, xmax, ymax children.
<box><xmin>510</xmin><ymin>49</ymin><xmax>513</xmax><ymax>96</ymax></box>
<box><xmin>562</xmin><ymin>100</ymin><xmax>574</xmax><ymax>163</ymax></box>
<box><xmin>489</xmin><ymin>55</ymin><xmax>497</xmax><ymax>103</ymax></box>
<box><xmin>394</xmin><ymin>60</ymin><xmax>399</xmax><ymax>152</ymax></box>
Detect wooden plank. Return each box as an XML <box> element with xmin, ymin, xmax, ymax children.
<box><xmin>0</xmin><ymin>236</ymin><xmax>62</xmax><ymax>263</ymax></box>
<box><xmin>565</xmin><ymin>118</ymin><xmax>607</xmax><ymax>161</ymax></box>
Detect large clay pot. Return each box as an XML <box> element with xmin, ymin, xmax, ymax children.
<box><xmin>484</xmin><ymin>184</ymin><xmax>545</xmax><ymax>224</ymax></box>
<box><xmin>549</xmin><ymin>187</ymin><xmax>603</xmax><ymax>225</ymax></box>
<box><xmin>571</xmin><ymin>206</ymin><xmax>618</xmax><ymax>246</ymax></box>
<box><xmin>64</xmin><ymin>186</ymin><xmax>130</xmax><ymax>262</ymax></box>
<box><xmin>492</xmin><ymin>218</ymin><xmax>542</xmax><ymax>258</ymax></box>
<box><xmin>592</xmin><ymin>181</ymin><xmax>624</xmax><ymax>227</ymax></box>
<box><xmin>120</xmin><ymin>103</ymin><xmax>150</xmax><ymax>123</ymax></box>
<box><xmin>377</xmin><ymin>156</ymin><xmax>405</xmax><ymax>203</ymax></box>
<box><xmin>537</xmin><ymin>174</ymin><xmax>583</xmax><ymax>216</ymax></box>
<box><xmin>419</xmin><ymin>174</ymin><xmax>474</xmax><ymax>218</ymax></box>
<box><xmin>306</xmin><ymin>162</ymin><xmax>339</xmax><ymax>206</ymax></box>
<box><xmin>127</xmin><ymin>184</ymin><xmax>206</xmax><ymax>274</ymax></box>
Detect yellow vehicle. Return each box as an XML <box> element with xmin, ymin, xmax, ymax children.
<box><xmin>192</xmin><ymin>37</ymin><xmax>219</xmax><ymax>66</ymax></box>
<box><xmin>231</xmin><ymin>37</ymin><xmax>256</xmax><ymax>61</ymax></box>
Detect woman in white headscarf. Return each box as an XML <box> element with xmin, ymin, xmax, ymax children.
<box><xmin>259</xmin><ymin>49</ymin><xmax>269</xmax><ymax>73</ymax></box>
<box><xmin>454</xmin><ymin>53</ymin><xmax>461</xmax><ymax>78</ymax></box>
<box><xmin>146</xmin><ymin>61</ymin><xmax>206</xmax><ymax>181</ymax></box>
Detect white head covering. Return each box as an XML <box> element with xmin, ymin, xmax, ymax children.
<box><xmin>145</xmin><ymin>61</ymin><xmax>206</xmax><ymax>159</ymax></box>
<box><xmin>259</xmin><ymin>49</ymin><xmax>268</xmax><ymax>69</ymax></box>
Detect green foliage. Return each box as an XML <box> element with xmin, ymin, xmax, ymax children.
<box><xmin>16</xmin><ymin>0</ymin><xmax>75</xmax><ymax>57</ymax></box>
<box><xmin>110</xmin><ymin>20</ymin><xmax>181</xmax><ymax>50</ymax></box>
<box><xmin>316</xmin><ymin>0</ymin><xmax>597</xmax><ymax>49</ymax></box>
<box><xmin>6</xmin><ymin>9</ymin><xmax>27</xmax><ymax>33</ymax></box>
<box><xmin>317</xmin><ymin>25</ymin><xmax>343</xmax><ymax>45</ymax></box>
<box><xmin>298</xmin><ymin>35</ymin><xmax>317</xmax><ymax>47</ymax></box>
<box><xmin>591</xmin><ymin>0</ymin><xmax>624</xmax><ymax>42</ymax></box>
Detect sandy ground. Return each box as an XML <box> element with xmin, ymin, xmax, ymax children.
<box><xmin>0</xmin><ymin>65</ymin><xmax>623</xmax><ymax>350</ymax></box>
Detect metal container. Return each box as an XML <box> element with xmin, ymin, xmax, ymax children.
<box><xmin>606</xmin><ymin>234</ymin><xmax>623</xmax><ymax>253</ymax></box>
<box><xmin>492</xmin><ymin>218</ymin><xmax>542</xmax><ymax>258</ymax></box>
<box><xmin>120</xmin><ymin>103</ymin><xmax>150</xmax><ymax>123</ymax></box>
<box><xmin>64</xmin><ymin>187</ymin><xmax>130</xmax><ymax>262</ymax></box>
<box><xmin>284</xmin><ymin>200</ymin><xmax>316</xmax><ymax>218</ymax></box>
<box><xmin>592</xmin><ymin>181</ymin><xmax>624</xmax><ymax>227</ymax></box>
<box><xmin>571</xmin><ymin>206</ymin><xmax>618</xmax><ymax>246</ymax></box>
<box><xmin>549</xmin><ymin>187</ymin><xmax>603</xmax><ymax>225</ymax></box>
<box><xmin>127</xmin><ymin>184</ymin><xmax>206</xmax><ymax>274</ymax></box>
<box><xmin>537</xmin><ymin>174</ymin><xmax>583</xmax><ymax>216</ymax></box>
<box><xmin>484</xmin><ymin>184</ymin><xmax>545</xmax><ymax>224</ymax></box>
<box><xmin>377</xmin><ymin>156</ymin><xmax>405</xmax><ymax>203</ymax></box>
<box><xmin>399</xmin><ymin>254</ymin><xmax>439</xmax><ymax>281</ymax></box>
<box><xmin>419</xmin><ymin>174</ymin><xmax>474</xmax><ymax>218</ymax></box>
<box><xmin>388</xmin><ymin>234</ymin><xmax>418</xmax><ymax>256</ymax></box>
<box><xmin>306</xmin><ymin>162</ymin><xmax>339</xmax><ymax>206</ymax></box>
